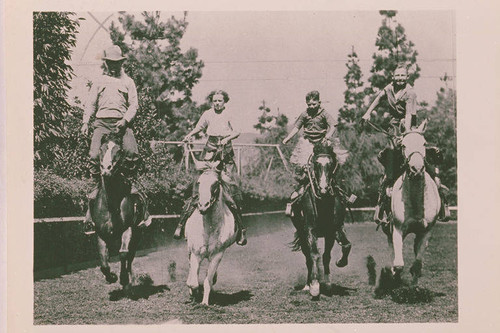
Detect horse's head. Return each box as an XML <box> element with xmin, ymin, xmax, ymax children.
<box><xmin>196</xmin><ymin>169</ymin><xmax>221</xmax><ymax>214</ymax></box>
<box><xmin>99</xmin><ymin>133</ymin><xmax>124</xmax><ymax>178</ymax></box>
<box><xmin>310</xmin><ymin>146</ymin><xmax>338</xmax><ymax>196</ymax></box>
<box><xmin>401</xmin><ymin>120</ymin><xmax>427</xmax><ymax>177</ymax></box>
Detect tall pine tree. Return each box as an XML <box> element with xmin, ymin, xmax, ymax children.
<box><xmin>337</xmin><ymin>46</ymin><xmax>385</xmax><ymax>205</ymax></box>
<box><xmin>338</xmin><ymin>46</ymin><xmax>365</xmax><ymax>129</ymax></box>
<box><xmin>366</xmin><ymin>10</ymin><xmax>420</xmax><ymax>125</ymax></box>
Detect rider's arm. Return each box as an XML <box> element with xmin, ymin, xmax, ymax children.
<box><xmin>222</xmin><ymin>120</ymin><xmax>240</xmax><ymax>144</ymax></box>
<box><xmin>185</xmin><ymin>111</ymin><xmax>209</xmax><ymax>139</ymax></box>
<box><xmin>283</xmin><ymin>127</ymin><xmax>300</xmax><ymax>144</ymax></box>
<box><xmin>82</xmin><ymin>82</ymin><xmax>99</xmax><ymax>125</ymax></box>
<box><xmin>324</xmin><ymin>111</ymin><xmax>337</xmax><ymax>139</ymax></box>
<box><xmin>362</xmin><ymin>89</ymin><xmax>386</xmax><ymax>120</ymax></box>
<box><xmin>404</xmin><ymin>90</ymin><xmax>417</xmax><ymax>130</ymax></box>
<box><xmin>122</xmin><ymin>78</ymin><xmax>139</xmax><ymax>124</ymax></box>
<box><xmin>283</xmin><ymin>112</ymin><xmax>306</xmax><ymax>143</ymax></box>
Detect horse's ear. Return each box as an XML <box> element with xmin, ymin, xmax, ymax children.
<box><xmin>417</xmin><ymin>119</ymin><xmax>428</xmax><ymax>133</ymax></box>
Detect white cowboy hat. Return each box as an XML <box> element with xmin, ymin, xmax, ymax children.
<box><xmin>102</xmin><ymin>45</ymin><xmax>126</xmax><ymax>61</ymax></box>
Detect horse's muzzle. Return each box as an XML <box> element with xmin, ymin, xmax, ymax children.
<box><xmin>198</xmin><ymin>202</ymin><xmax>210</xmax><ymax>215</ymax></box>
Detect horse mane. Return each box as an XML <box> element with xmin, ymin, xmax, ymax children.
<box><xmin>101</xmin><ymin>131</ymin><xmax>123</xmax><ymax>146</ymax></box>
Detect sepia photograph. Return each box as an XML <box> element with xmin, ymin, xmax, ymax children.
<box><xmin>31</xmin><ymin>10</ymin><xmax>458</xmax><ymax>325</ymax></box>
<box><xmin>3</xmin><ymin>1</ymin><xmax>500</xmax><ymax>332</ymax></box>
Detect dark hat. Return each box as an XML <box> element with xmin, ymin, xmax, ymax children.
<box><xmin>102</xmin><ymin>45</ymin><xmax>126</xmax><ymax>61</ymax></box>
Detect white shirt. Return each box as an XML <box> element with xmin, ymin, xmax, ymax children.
<box><xmin>194</xmin><ymin>107</ymin><xmax>235</xmax><ymax>137</ymax></box>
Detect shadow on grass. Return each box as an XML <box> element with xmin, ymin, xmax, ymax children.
<box><xmin>189</xmin><ymin>288</ymin><xmax>253</xmax><ymax>306</ymax></box>
<box><xmin>292</xmin><ymin>283</ymin><xmax>357</xmax><ymax>296</ymax></box>
<box><xmin>109</xmin><ymin>274</ymin><xmax>170</xmax><ymax>301</ymax></box>
<box><xmin>374</xmin><ymin>266</ymin><xmax>446</xmax><ymax>304</ymax></box>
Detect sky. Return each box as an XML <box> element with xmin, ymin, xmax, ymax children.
<box><xmin>69</xmin><ymin>11</ymin><xmax>455</xmax><ymax>133</ymax></box>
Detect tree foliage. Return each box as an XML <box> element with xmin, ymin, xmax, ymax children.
<box><xmin>423</xmin><ymin>77</ymin><xmax>457</xmax><ymax>204</ymax></box>
<box><xmin>33</xmin><ymin>12</ymin><xmax>80</xmax><ymax>167</ymax></box>
<box><xmin>109</xmin><ymin>11</ymin><xmax>204</xmax><ymax>146</ymax></box>
<box><xmin>366</xmin><ymin>10</ymin><xmax>420</xmax><ymax>127</ymax></box>
<box><xmin>338</xmin><ymin>47</ymin><xmax>365</xmax><ymax>129</ymax></box>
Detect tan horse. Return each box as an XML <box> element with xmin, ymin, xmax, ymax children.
<box><xmin>389</xmin><ymin>120</ymin><xmax>441</xmax><ymax>285</ymax></box>
<box><xmin>185</xmin><ymin>164</ymin><xmax>237</xmax><ymax>305</ymax></box>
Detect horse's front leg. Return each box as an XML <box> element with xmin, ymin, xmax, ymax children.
<box><xmin>203</xmin><ymin>251</ymin><xmax>225</xmax><ymax>306</ymax></box>
<box><xmin>187</xmin><ymin>251</ymin><xmax>202</xmax><ymax>302</ymax></box>
<box><xmin>392</xmin><ymin>226</ymin><xmax>404</xmax><ymax>283</ymax></box>
<box><xmin>323</xmin><ymin>233</ymin><xmax>335</xmax><ymax>284</ymax></box>
<box><xmin>119</xmin><ymin>227</ymin><xmax>133</xmax><ymax>289</ymax></box>
<box><xmin>410</xmin><ymin>231</ymin><xmax>432</xmax><ymax>285</ymax></box>
<box><xmin>307</xmin><ymin>228</ymin><xmax>321</xmax><ymax>299</ymax></box>
<box><xmin>98</xmin><ymin>236</ymin><xmax>117</xmax><ymax>283</ymax></box>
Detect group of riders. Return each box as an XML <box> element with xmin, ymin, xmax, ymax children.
<box><xmin>81</xmin><ymin>45</ymin><xmax>451</xmax><ymax>249</ymax></box>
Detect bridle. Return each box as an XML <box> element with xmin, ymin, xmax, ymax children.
<box><xmin>401</xmin><ymin>131</ymin><xmax>426</xmax><ymax>178</ymax></box>
<box><xmin>306</xmin><ymin>153</ymin><xmax>338</xmax><ymax>199</ymax></box>
<box><xmin>198</xmin><ymin>169</ymin><xmax>222</xmax><ymax>211</ymax></box>
<box><xmin>100</xmin><ymin>138</ymin><xmax>125</xmax><ymax>178</ymax></box>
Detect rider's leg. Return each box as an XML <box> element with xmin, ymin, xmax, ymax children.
<box><xmin>286</xmin><ymin>165</ymin><xmax>307</xmax><ymax>217</ymax></box>
<box><xmin>84</xmin><ymin>128</ymin><xmax>106</xmax><ymax>234</ymax></box>
<box><xmin>122</xmin><ymin>128</ymin><xmax>151</xmax><ymax>226</ymax></box>
<box><xmin>87</xmin><ymin>126</ymin><xmax>107</xmax><ymax>200</ymax></box>
<box><xmin>426</xmin><ymin>165</ymin><xmax>451</xmax><ymax>222</ymax></box>
<box><xmin>335</xmin><ymin>225</ymin><xmax>352</xmax><ymax>268</ymax></box>
<box><xmin>173</xmin><ymin>180</ymin><xmax>198</xmax><ymax>239</ymax></box>
<box><xmin>221</xmin><ymin>165</ymin><xmax>247</xmax><ymax>246</ymax></box>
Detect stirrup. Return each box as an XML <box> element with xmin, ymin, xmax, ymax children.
<box><xmin>236</xmin><ymin>228</ymin><xmax>247</xmax><ymax>246</ymax></box>
<box><xmin>83</xmin><ymin>220</ymin><xmax>95</xmax><ymax>235</ymax></box>
<box><xmin>137</xmin><ymin>215</ymin><xmax>152</xmax><ymax>228</ymax></box>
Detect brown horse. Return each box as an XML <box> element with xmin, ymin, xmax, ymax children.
<box><xmin>89</xmin><ymin>132</ymin><xmax>146</xmax><ymax>292</ymax></box>
<box><xmin>289</xmin><ymin>145</ymin><xmax>348</xmax><ymax>300</ymax></box>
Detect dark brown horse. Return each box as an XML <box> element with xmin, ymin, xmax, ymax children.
<box><xmin>89</xmin><ymin>132</ymin><xmax>145</xmax><ymax>292</ymax></box>
<box><xmin>289</xmin><ymin>145</ymin><xmax>348</xmax><ymax>299</ymax></box>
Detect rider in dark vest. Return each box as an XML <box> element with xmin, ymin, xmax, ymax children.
<box><xmin>282</xmin><ymin>90</ymin><xmax>351</xmax><ymax>263</ymax></box>
<box><xmin>361</xmin><ymin>65</ymin><xmax>451</xmax><ymax>224</ymax></box>
<box><xmin>80</xmin><ymin>45</ymin><xmax>151</xmax><ymax>234</ymax></box>
<box><xmin>173</xmin><ymin>90</ymin><xmax>247</xmax><ymax>246</ymax></box>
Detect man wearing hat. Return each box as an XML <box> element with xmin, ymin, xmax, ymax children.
<box><xmin>81</xmin><ymin>45</ymin><xmax>150</xmax><ymax>233</ymax></box>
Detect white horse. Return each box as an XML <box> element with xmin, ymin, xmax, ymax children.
<box><xmin>390</xmin><ymin>120</ymin><xmax>441</xmax><ymax>285</ymax></box>
<box><xmin>185</xmin><ymin>164</ymin><xmax>237</xmax><ymax>305</ymax></box>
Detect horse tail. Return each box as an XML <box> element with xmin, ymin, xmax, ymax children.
<box><xmin>289</xmin><ymin>231</ymin><xmax>302</xmax><ymax>252</ymax></box>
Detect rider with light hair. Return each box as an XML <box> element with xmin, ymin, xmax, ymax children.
<box><xmin>283</xmin><ymin>90</ymin><xmax>351</xmax><ymax>265</ymax></box>
<box><xmin>81</xmin><ymin>45</ymin><xmax>151</xmax><ymax>233</ymax></box>
<box><xmin>362</xmin><ymin>64</ymin><xmax>450</xmax><ymax>223</ymax></box>
<box><xmin>173</xmin><ymin>90</ymin><xmax>247</xmax><ymax>246</ymax></box>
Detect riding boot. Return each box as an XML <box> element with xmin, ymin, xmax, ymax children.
<box><xmin>374</xmin><ymin>177</ymin><xmax>391</xmax><ymax>224</ymax></box>
<box><xmin>226</xmin><ymin>201</ymin><xmax>247</xmax><ymax>246</ymax></box>
<box><xmin>87</xmin><ymin>162</ymin><xmax>100</xmax><ymax>201</ymax></box>
<box><xmin>436</xmin><ymin>180</ymin><xmax>451</xmax><ymax>222</ymax></box>
<box><xmin>222</xmin><ymin>182</ymin><xmax>247</xmax><ymax>246</ymax></box>
<box><xmin>83</xmin><ymin>208</ymin><xmax>95</xmax><ymax>235</ymax></box>
<box><xmin>84</xmin><ymin>171</ymin><xmax>100</xmax><ymax>235</ymax></box>
<box><xmin>173</xmin><ymin>196</ymin><xmax>197</xmax><ymax>239</ymax></box>
<box><xmin>335</xmin><ymin>226</ymin><xmax>351</xmax><ymax>267</ymax></box>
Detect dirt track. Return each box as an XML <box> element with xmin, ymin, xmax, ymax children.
<box><xmin>34</xmin><ymin>215</ymin><xmax>457</xmax><ymax>324</ymax></box>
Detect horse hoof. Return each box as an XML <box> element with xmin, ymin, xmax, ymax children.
<box><xmin>120</xmin><ymin>274</ymin><xmax>130</xmax><ymax>287</ymax></box>
<box><xmin>302</xmin><ymin>284</ymin><xmax>310</xmax><ymax>292</ymax></box>
<box><xmin>336</xmin><ymin>258</ymin><xmax>348</xmax><ymax>268</ymax></box>
<box><xmin>106</xmin><ymin>273</ymin><xmax>118</xmax><ymax>284</ymax></box>
<box><xmin>310</xmin><ymin>281</ymin><xmax>320</xmax><ymax>297</ymax></box>
<box><xmin>410</xmin><ymin>260</ymin><xmax>422</xmax><ymax>278</ymax></box>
